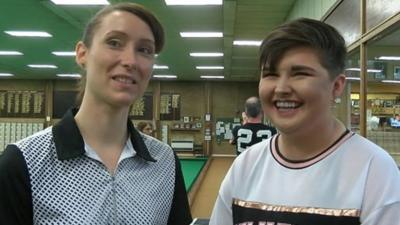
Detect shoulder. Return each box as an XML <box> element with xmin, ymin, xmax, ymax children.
<box><xmin>142</xmin><ymin>134</ymin><xmax>175</xmax><ymax>161</ymax></box>
<box><xmin>0</xmin><ymin>144</ymin><xmax>30</xmax><ymax>189</ymax></box>
<box><xmin>346</xmin><ymin>133</ymin><xmax>395</xmax><ymax>162</ymax></box>
<box><xmin>0</xmin><ymin>144</ymin><xmax>27</xmax><ymax>174</ymax></box>
<box><xmin>344</xmin><ymin>133</ymin><xmax>399</xmax><ymax>180</ymax></box>
<box><xmin>14</xmin><ymin>127</ymin><xmax>53</xmax><ymax>153</ymax></box>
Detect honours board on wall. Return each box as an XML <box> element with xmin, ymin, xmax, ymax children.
<box><xmin>160</xmin><ymin>93</ymin><xmax>180</xmax><ymax>120</ymax></box>
<box><xmin>129</xmin><ymin>92</ymin><xmax>153</xmax><ymax>120</ymax></box>
<box><xmin>0</xmin><ymin>90</ymin><xmax>45</xmax><ymax>118</ymax></box>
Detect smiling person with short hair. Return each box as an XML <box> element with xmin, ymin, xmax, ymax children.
<box><xmin>210</xmin><ymin>18</ymin><xmax>400</xmax><ymax>225</ymax></box>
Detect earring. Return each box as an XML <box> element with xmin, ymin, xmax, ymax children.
<box><xmin>334</xmin><ymin>97</ymin><xmax>341</xmax><ymax>104</ymax></box>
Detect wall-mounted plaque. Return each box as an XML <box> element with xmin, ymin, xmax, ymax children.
<box><xmin>160</xmin><ymin>93</ymin><xmax>180</xmax><ymax>120</ymax></box>
<box><xmin>0</xmin><ymin>90</ymin><xmax>45</xmax><ymax>118</ymax></box>
<box><xmin>129</xmin><ymin>92</ymin><xmax>153</xmax><ymax>120</ymax></box>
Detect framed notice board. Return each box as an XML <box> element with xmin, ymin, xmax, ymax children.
<box><xmin>129</xmin><ymin>92</ymin><xmax>153</xmax><ymax>120</ymax></box>
<box><xmin>0</xmin><ymin>90</ymin><xmax>45</xmax><ymax>118</ymax></box>
<box><xmin>53</xmin><ymin>91</ymin><xmax>78</xmax><ymax>119</ymax></box>
<box><xmin>160</xmin><ymin>93</ymin><xmax>180</xmax><ymax>120</ymax></box>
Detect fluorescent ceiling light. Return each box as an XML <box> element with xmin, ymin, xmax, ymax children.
<box><xmin>50</xmin><ymin>0</ymin><xmax>109</xmax><ymax>5</ymax></box>
<box><xmin>376</xmin><ymin>56</ymin><xmax>400</xmax><ymax>61</ymax></box>
<box><xmin>57</xmin><ymin>74</ymin><xmax>81</xmax><ymax>78</ymax></box>
<box><xmin>201</xmin><ymin>75</ymin><xmax>224</xmax><ymax>79</ymax></box>
<box><xmin>28</xmin><ymin>64</ymin><xmax>57</xmax><ymax>68</ymax></box>
<box><xmin>153</xmin><ymin>64</ymin><xmax>169</xmax><ymax>69</ymax></box>
<box><xmin>153</xmin><ymin>75</ymin><xmax>177</xmax><ymax>79</ymax></box>
<box><xmin>52</xmin><ymin>51</ymin><xmax>75</xmax><ymax>56</ymax></box>
<box><xmin>165</xmin><ymin>0</ymin><xmax>222</xmax><ymax>5</ymax></box>
<box><xmin>190</xmin><ymin>52</ymin><xmax>223</xmax><ymax>57</ymax></box>
<box><xmin>382</xmin><ymin>80</ymin><xmax>400</xmax><ymax>84</ymax></box>
<box><xmin>5</xmin><ymin>31</ymin><xmax>52</xmax><ymax>37</ymax></box>
<box><xmin>196</xmin><ymin>66</ymin><xmax>224</xmax><ymax>70</ymax></box>
<box><xmin>345</xmin><ymin>77</ymin><xmax>360</xmax><ymax>80</ymax></box>
<box><xmin>0</xmin><ymin>73</ymin><xmax>14</xmax><ymax>77</ymax></box>
<box><xmin>180</xmin><ymin>32</ymin><xmax>223</xmax><ymax>38</ymax></box>
<box><xmin>0</xmin><ymin>51</ymin><xmax>23</xmax><ymax>55</ymax></box>
<box><xmin>233</xmin><ymin>40</ymin><xmax>262</xmax><ymax>46</ymax></box>
<box><xmin>345</xmin><ymin>68</ymin><xmax>382</xmax><ymax>73</ymax></box>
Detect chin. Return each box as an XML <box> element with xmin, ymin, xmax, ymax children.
<box><xmin>110</xmin><ymin>97</ymin><xmax>136</xmax><ymax>108</ymax></box>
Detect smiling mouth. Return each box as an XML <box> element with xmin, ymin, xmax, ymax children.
<box><xmin>112</xmin><ymin>76</ymin><xmax>136</xmax><ymax>84</ymax></box>
<box><xmin>274</xmin><ymin>100</ymin><xmax>302</xmax><ymax>110</ymax></box>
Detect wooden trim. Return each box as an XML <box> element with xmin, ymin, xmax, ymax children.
<box><xmin>188</xmin><ymin>157</ymin><xmax>212</xmax><ymax>207</ymax></box>
<box><xmin>360</xmin><ymin>12</ymin><xmax>400</xmax><ymax>44</ymax></box>
<box><xmin>0</xmin><ymin>118</ymin><xmax>45</xmax><ymax>123</ymax></box>
<box><xmin>321</xmin><ymin>0</ymin><xmax>344</xmax><ymax>22</ymax></box>
<box><xmin>153</xmin><ymin>81</ymin><xmax>161</xmax><ymax>139</ymax></box>
<box><xmin>205</xmin><ymin>82</ymin><xmax>212</xmax><ymax>156</ymax></box>
<box><xmin>44</xmin><ymin>81</ymin><xmax>53</xmax><ymax>128</ymax></box>
<box><xmin>211</xmin><ymin>154</ymin><xmax>236</xmax><ymax>158</ymax></box>
<box><xmin>359</xmin><ymin>0</ymin><xmax>367</xmax><ymax>136</ymax></box>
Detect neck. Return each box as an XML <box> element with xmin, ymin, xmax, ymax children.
<box><xmin>278</xmin><ymin>118</ymin><xmax>346</xmax><ymax>161</ymax></box>
<box><xmin>75</xmin><ymin>98</ymin><xmax>129</xmax><ymax>147</ymax></box>
<box><xmin>246</xmin><ymin>115</ymin><xmax>262</xmax><ymax>124</ymax></box>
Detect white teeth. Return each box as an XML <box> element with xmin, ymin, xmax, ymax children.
<box><xmin>114</xmin><ymin>77</ymin><xmax>133</xmax><ymax>84</ymax></box>
<box><xmin>276</xmin><ymin>101</ymin><xmax>297</xmax><ymax>108</ymax></box>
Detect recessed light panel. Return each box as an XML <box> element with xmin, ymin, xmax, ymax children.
<box><xmin>0</xmin><ymin>73</ymin><xmax>14</xmax><ymax>77</ymax></box>
<box><xmin>28</xmin><ymin>64</ymin><xmax>57</xmax><ymax>69</ymax></box>
<box><xmin>165</xmin><ymin>0</ymin><xmax>222</xmax><ymax>5</ymax></box>
<box><xmin>233</xmin><ymin>40</ymin><xmax>262</xmax><ymax>46</ymax></box>
<box><xmin>180</xmin><ymin>32</ymin><xmax>223</xmax><ymax>38</ymax></box>
<box><xmin>5</xmin><ymin>31</ymin><xmax>52</xmax><ymax>37</ymax></box>
<box><xmin>377</xmin><ymin>56</ymin><xmax>400</xmax><ymax>61</ymax></box>
<box><xmin>382</xmin><ymin>80</ymin><xmax>400</xmax><ymax>84</ymax></box>
<box><xmin>190</xmin><ymin>52</ymin><xmax>223</xmax><ymax>57</ymax></box>
<box><xmin>50</xmin><ymin>0</ymin><xmax>109</xmax><ymax>5</ymax></box>
<box><xmin>57</xmin><ymin>74</ymin><xmax>81</xmax><ymax>78</ymax></box>
<box><xmin>201</xmin><ymin>75</ymin><xmax>224</xmax><ymax>79</ymax></box>
<box><xmin>153</xmin><ymin>65</ymin><xmax>169</xmax><ymax>69</ymax></box>
<box><xmin>153</xmin><ymin>75</ymin><xmax>177</xmax><ymax>79</ymax></box>
<box><xmin>0</xmin><ymin>51</ymin><xmax>23</xmax><ymax>55</ymax></box>
<box><xmin>196</xmin><ymin>66</ymin><xmax>224</xmax><ymax>70</ymax></box>
<box><xmin>52</xmin><ymin>51</ymin><xmax>76</xmax><ymax>56</ymax></box>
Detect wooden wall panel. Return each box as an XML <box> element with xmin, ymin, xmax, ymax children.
<box><xmin>0</xmin><ymin>80</ymin><xmax>46</xmax><ymax>90</ymax></box>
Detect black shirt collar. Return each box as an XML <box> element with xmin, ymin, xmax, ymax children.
<box><xmin>52</xmin><ymin>108</ymin><xmax>156</xmax><ymax>162</ymax></box>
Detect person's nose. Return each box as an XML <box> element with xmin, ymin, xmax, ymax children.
<box><xmin>275</xmin><ymin>75</ymin><xmax>291</xmax><ymax>96</ymax></box>
<box><xmin>121</xmin><ymin>47</ymin><xmax>137</xmax><ymax>70</ymax></box>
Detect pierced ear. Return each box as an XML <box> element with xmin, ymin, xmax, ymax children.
<box><xmin>75</xmin><ymin>41</ymin><xmax>87</xmax><ymax>69</ymax></box>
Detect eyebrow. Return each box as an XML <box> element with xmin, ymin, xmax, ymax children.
<box><xmin>105</xmin><ymin>30</ymin><xmax>155</xmax><ymax>45</ymax></box>
<box><xmin>291</xmin><ymin>65</ymin><xmax>316</xmax><ymax>72</ymax></box>
<box><xmin>262</xmin><ymin>65</ymin><xmax>317</xmax><ymax>73</ymax></box>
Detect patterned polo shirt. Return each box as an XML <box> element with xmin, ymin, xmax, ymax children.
<box><xmin>0</xmin><ymin>108</ymin><xmax>192</xmax><ymax>225</ymax></box>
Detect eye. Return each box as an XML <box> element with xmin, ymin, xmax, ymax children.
<box><xmin>106</xmin><ymin>38</ymin><xmax>123</xmax><ymax>48</ymax></box>
<box><xmin>293</xmin><ymin>71</ymin><xmax>311</xmax><ymax>76</ymax></box>
<box><xmin>138</xmin><ymin>45</ymin><xmax>155</xmax><ymax>56</ymax></box>
<box><xmin>261</xmin><ymin>71</ymin><xmax>278</xmax><ymax>78</ymax></box>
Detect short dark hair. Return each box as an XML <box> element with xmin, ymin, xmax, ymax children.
<box><xmin>259</xmin><ymin>18</ymin><xmax>346</xmax><ymax>79</ymax></box>
<box><xmin>245</xmin><ymin>97</ymin><xmax>262</xmax><ymax>118</ymax></box>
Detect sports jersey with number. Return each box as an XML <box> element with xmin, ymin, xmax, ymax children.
<box><xmin>232</xmin><ymin>123</ymin><xmax>277</xmax><ymax>154</ymax></box>
<box><xmin>210</xmin><ymin>131</ymin><xmax>400</xmax><ymax>225</ymax></box>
